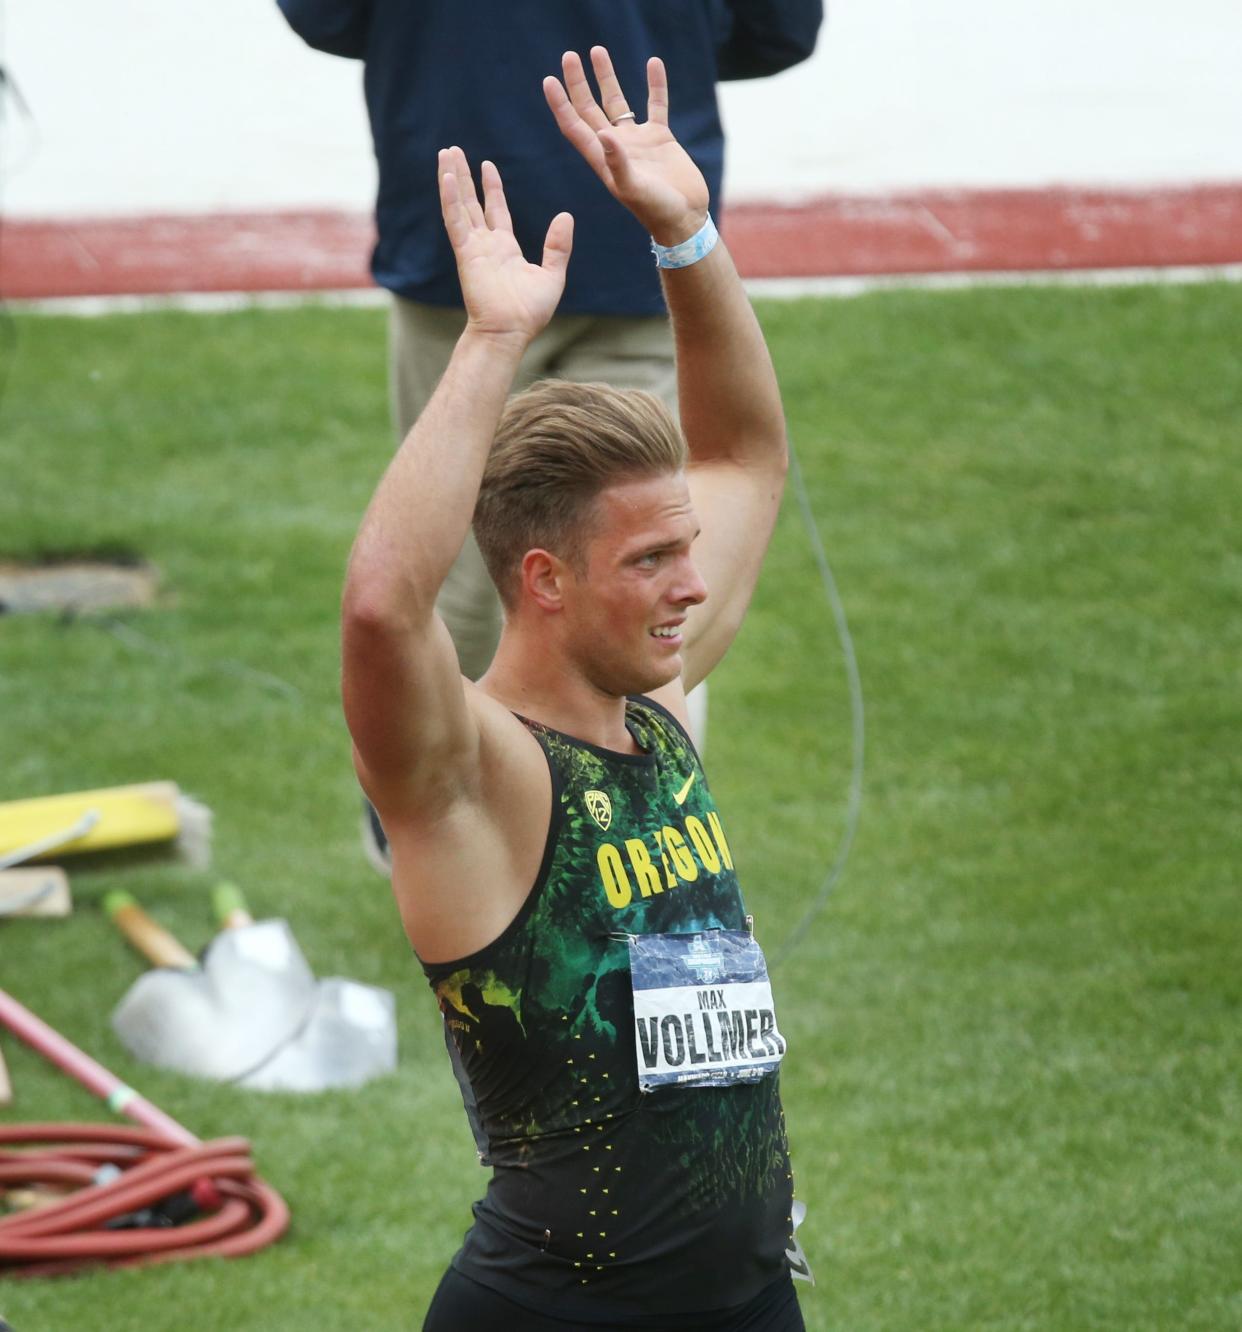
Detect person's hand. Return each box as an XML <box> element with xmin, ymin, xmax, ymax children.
<box><xmin>438</xmin><ymin>146</ymin><xmax>573</xmax><ymax>344</ymax></box>
<box><xmin>544</xmin><ymin>48</ymin><xmax>710</xmax><ymax>247</ymax></box>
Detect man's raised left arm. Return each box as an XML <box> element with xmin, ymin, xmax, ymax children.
<box><xmin>544</xmin><ymin>48</ymin><xmax>788</xmax><ymax>689</ymax></box>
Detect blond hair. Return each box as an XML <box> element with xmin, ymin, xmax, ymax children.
<box><xmin>473</xmin><ymin>380</ymin><xmax>687</xmax><ymax>606</ymax></box>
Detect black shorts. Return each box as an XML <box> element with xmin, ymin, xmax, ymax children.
<box><xmin>422</xmin><ymin>1266</ymin><xmax>806</xmax><ymax>1332</ymax></box>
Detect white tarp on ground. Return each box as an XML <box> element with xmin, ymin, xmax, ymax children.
<box><xmin>4</xmin><ymin>0</ymin><xmax>1241</xmax><ymax>218</ymax></box>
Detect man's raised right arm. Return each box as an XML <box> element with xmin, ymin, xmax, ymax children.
<box><xmin>341</xmin><ymin>150</ymin><xmax>572</xmax><ymax>811</ymax></box>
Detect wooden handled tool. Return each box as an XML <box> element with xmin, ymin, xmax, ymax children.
<box><xmin>102</xmin><ymin>891</ymin><xmax>198</xmax><ymax>970</ymax></box>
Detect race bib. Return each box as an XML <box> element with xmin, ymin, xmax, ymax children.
<box><xmin>626</xmin><ymin>929</ymin><xmax>786</xmax><ymax>1091</ymax></box>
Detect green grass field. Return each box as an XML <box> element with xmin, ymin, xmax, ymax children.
<box><xmin>1</xmin><ymin>281</ymin><xmax>1239</xmax><ymax>1330</ymax></box>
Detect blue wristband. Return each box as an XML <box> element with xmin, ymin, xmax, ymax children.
<box><xmin>650</xmin><ymin>213</ymin><xmax>719</xmax><ymax>269</ymax></box>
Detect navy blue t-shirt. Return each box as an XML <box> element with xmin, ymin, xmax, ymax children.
<box><xmin>278</xmin><ymin>0</ymin><xmax>821</xmax><ymax>315</ymax></box>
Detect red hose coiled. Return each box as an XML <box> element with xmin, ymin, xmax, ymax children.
<box><xmin>0</xmin><ymin>1124</ymin><xmax>289</xmax><ymax>1276</ymax></box>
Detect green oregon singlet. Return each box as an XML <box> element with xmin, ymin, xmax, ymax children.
<box><xmin>421</xmin><ymin>696</ymin><xmax>795</xmax><ymax>1323</ymax></box>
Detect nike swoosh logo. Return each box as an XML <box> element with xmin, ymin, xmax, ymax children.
<box><xmin>673</xmin><ymin>773</ymin><xmax>696</xmax><ymax>806</ymax></box>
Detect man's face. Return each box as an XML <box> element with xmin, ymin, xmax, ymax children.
<box><xmin>562</xmin><ymin>470</ymin><xmax>707</xmax><ymax>697</ymax></box>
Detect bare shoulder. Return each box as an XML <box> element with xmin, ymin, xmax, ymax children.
<box><xmin>367</xmin><ymin>686</ymin><xmax>553</xmax><ymax>965</ymax></box>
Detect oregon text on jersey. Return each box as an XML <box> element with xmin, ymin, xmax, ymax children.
<box><xmin>595</xmin><ymin>809</ymin><xmax>734</xmax><ymax>909</ymax></box>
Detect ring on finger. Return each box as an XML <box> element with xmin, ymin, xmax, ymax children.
<box><xmin>610</xmin><ymin>111</ymin><xmax>637</xmax><ymax>126</ymax></box>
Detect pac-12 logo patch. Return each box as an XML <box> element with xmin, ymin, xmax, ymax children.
<box><xmin>585</xmin><ymin>790</ymin><xmax>613</xmax><ymax>830</ymax></box>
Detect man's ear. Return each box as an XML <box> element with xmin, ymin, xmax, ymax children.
<box><xmin>521</xmin><ymin>548</ymin><xmax>569</xmax><ymax>612</ymax></box>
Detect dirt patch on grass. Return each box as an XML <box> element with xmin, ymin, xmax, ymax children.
<box><xmin>0</xmin><ymin>557</ymin><xmax>159</xmax><ymax>615</ymax></box>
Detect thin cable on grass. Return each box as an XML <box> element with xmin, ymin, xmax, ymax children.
<box><xmin>96</xmin><ymin>615</ymin><xmax>304</xmax><ymax>703</ymax></box>
<box><xmin>769</xmin><ymin>438</ymin><xmax>866</xmax><ymax>969</ymax></box>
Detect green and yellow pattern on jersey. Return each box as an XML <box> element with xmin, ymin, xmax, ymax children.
<box><xmin>422</xmin><ymin>696</ymin><xmax>794</xmax><ymax>1321</ymax></box>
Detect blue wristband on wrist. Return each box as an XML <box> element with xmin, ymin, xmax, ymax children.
<box><xmin>650</xmin><ymin>213</ymin><xmax>719</xmax><ymax>269</ymax></box>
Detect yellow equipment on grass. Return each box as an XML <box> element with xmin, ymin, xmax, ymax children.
<box><xmin>0</xmin><ymin>782</ymin><xmax>211</xmax><ymax>866</ymax></box>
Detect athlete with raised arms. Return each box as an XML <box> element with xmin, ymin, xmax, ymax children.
<box><xmin>342</xmin><ymin>46</ymin><xmax>802</xmax><ymax>1332</ymax></box>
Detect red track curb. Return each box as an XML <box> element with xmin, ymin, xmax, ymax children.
<box><xmin>4</xmin><ymin>185</ymin><xmax>1241</xmax><ymax>300</ymax></box>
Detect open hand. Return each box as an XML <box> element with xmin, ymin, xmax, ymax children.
<box><xmin>438</xmin><ymin>146</ymin><xmax>573</xmax><ymax>343</ymax></box>
<box><xmin>543</xmin><ymin>48</ymin><xmax>710</xmax><ymax>247</ymax></box>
